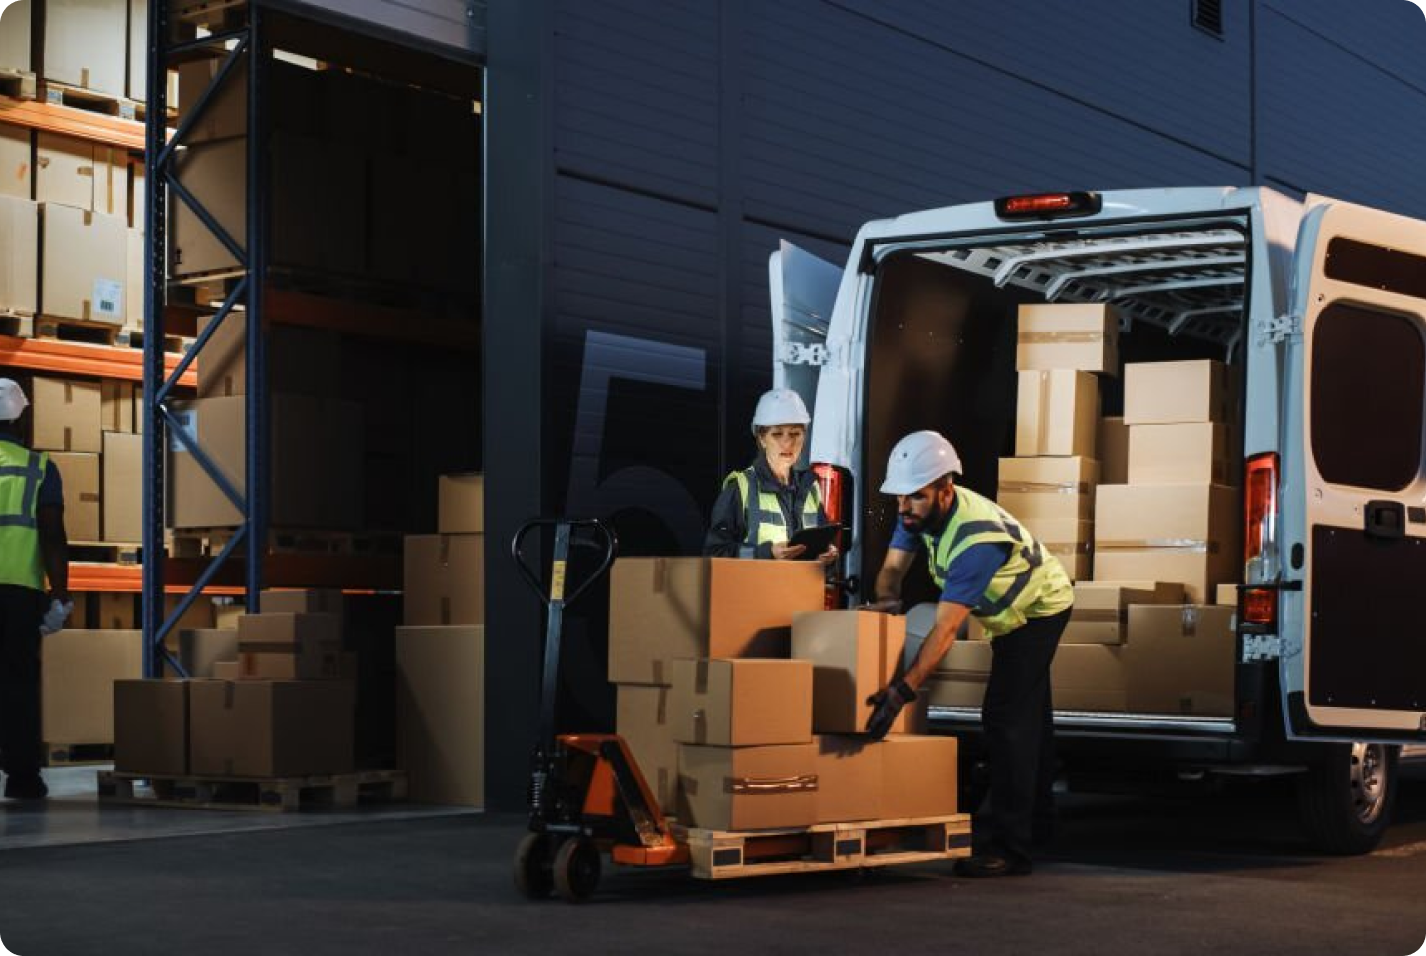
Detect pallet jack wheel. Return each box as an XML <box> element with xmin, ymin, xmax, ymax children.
<box><xmin>514</xmin><ymin>833</ymin><xmax>555</xmax><ymax>899</ymax></box>
<box><xmin>553</xmin><ymin>836</ymin><xmax>601</xmax><ymax>903</ymax></box>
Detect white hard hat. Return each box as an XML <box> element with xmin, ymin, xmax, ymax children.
<box><xmin>750</xmin><ymin>388</ymin><xmax>811</xmax><ymax>435</ymax></box>
<box><xmin>880</xmin><ymin>430</ymin><xmax>962</xmax><ymax>495</ymax></box>
<box><xmin>0</xmin><ymin>379</ymin><xmax>28</xmax><ymax>422</ymax></box>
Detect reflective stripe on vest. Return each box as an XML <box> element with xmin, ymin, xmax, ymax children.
<box><xmin>921</xmin><ymin>485</ymin><xmax>1072</xmax><ymax>638</ymax></box>
<box><xmin>726</xmin><ymin>468</ymin><xmax>823</xmax><ymax>553</ymax></box>
<box><xmin>0</xmin><ymin>443</ymin><xmax>47</xmax><ymax>591</ymax></box>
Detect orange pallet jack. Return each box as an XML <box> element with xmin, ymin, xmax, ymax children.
<box><xmin>511</xmin><ymin>518</ymin><xmax>688</xmax><ymax>903</ymax></box>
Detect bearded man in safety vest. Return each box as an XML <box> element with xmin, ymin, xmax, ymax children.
<box><xmin>864</xmin><ymin>430</ymin><xmax>1072</xmax><ymax>878</ymax></box>
<box><xmin>0</xmin><ymin>379</ymin><xmax>72</xmax><ymax>801</ymax></box>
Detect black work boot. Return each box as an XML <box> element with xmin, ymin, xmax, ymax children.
<box><xmin>4</xmin><ymin>775</ymin><xmax>49</xmax><ymax>800</ymax></box>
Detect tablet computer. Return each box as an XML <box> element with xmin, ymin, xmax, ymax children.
<box><xmin>788</xmin><ymin>524</ymin><xmax>845</xmax><ymax>559</ymax></box>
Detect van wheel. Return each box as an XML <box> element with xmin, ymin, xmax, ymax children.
<box><xmin>1296</xmin><ymin>742</ymin><xmax>1398</xmax><ymax>855</ymax></box>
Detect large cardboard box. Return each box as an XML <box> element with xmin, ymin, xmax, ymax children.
<box><xmin>997</xmin><ymin>457</ymin><xmax>1097</xmax><ymax>524</ymax></box>
<box><xmin>0</xmin><ymin>123</ymin><xmax>31</xmax><ymax>199</ymax></box>
<box><xmin>1215</xmin><ymin>583</ymin><xmax>1239</xmax><ymax>606</ymax></box>
<box><xmin>616</xmin><ymin>684</ymin><xmax>677</xmax><ymax>811</ymax></box>
<box><xmin>1129</xmin><ymin>422</ymin><xmax>1235</xmax><ymax>485</ymax></box>
<box><xmin>168</xmin><ymin>394</ymin><xmax>363</xmax><ymax>529</ymax></box>
<box><xmin>1036</xmin><ymin>518</ymin><xmax>1093</xmax><ymax>582</ymax></box>
<box><xmin>194</xmin><ymin>313</ymin><xmax>342</xmax><ymax>399</ymax></box>
<box><xmin>94</xmin><ymin>592</ymin><xmax>136</xmax><ymax>629</ymax></box>
<box><xmin>114</xmin><ymin>679</ymin><xmax>188</xmax><ymax>775</ymax></box>
<box><xmin>36</xmin><ymin>132</ymin><xmax>110</xmax><ymax>211</ymax></box>
<box><xmin>438</xmin><ymin>472</ymin><xmax>484</xmax><ymax>534</ymax></box>
<box><xmin>101</xmin><ymin>430</ymin><xmax>141</xmax><ymax>542</ymax></box>
<box><xmin>101</xmin><ymin>380</ymin><xmax>135</xmax><ymax>433</ymax></box>
<box><xmin>179</xmin><ymin>629</ymin><xmax>239</xmax><ymax>679</ymax></box>
<box><xmin>40</xmin><ymin>203</ymin><xmax>127</xmax><ymax>324</ymax></box>
<box><xmin>1124</xmin><ymin>605</ymin><xmax>1236</xmax><ymax>717</ymax></box>
<box><xmin>0</xmin><ymin>197</ymin><xmax>39</xmax><ymax>315</ymax></box>
<box><xmin>41</xmin><ymin>628</ymin><xmax>143</xmax><ymax>744</ymax></box>
<box><xmin>50</xmin><ymin>451</ymin><xmax>99</xmax><ymax>540</ymax></box>
<box><xmin>1094</xmin><ymin>484</ymin><xmax>1239</xmax><ymax>603</ymax></box>
<box><xmin>0</xmin><ymin>0</ymin><xmax>31</xmax><ymax>73</ymax></box>
<box><xmin>669</xmin><ymin>659</ymin><xmax>813</xmax><ymax>746</ymax></box>
<box><xmin>1015</xmin><ymin>369</ymin><xmax>1098</xmax><ymax>458</ymax></box>
<box><xmin>1098</xmin><ymin>416</ymin><xmax>1129</xmax><ymax>485</ymax></box>
<box><xmin>792</xmin><ymin>610</ymin><xmax>910</xmax><ymax>735</ymax></box>
<box><xmin>608</xmin><ymin>558</ymin><xmax>826</xmax><ymax>685</ymax></box>
<box><xmin>814</xmin><ymin>735</ymin><xmax>882</xmax><ymax>824</ymax></box>
<box><xmin>171</xmin><ymin>138</ymin><xmax>244</xmax><ymax>276</ymax></box>
<box><xmin>237</xmin><ymin>613</ymin><xmax>343</xmax><ymax>681</ymax></box>
<box><xmin>403</xmin><ymin>534</ymin><xmax>484</xmax><ymax>627</ymax></box>
<box><xmin>1124</xmin><ymin>360</ymin><xmax>1230</xmax><ymax>425</ymax></box>
<box><xmin>879</xmin><ymin>736</ymin><xmax>959</xmax><ymax>819</ymax></box>
<box><xmin>189</xmin><ymin>679</ymin><xmax>355</xmax><ymax>777</ymax></box>
<box><xmin>1051</xmin><ymin>644</ymin><xmax>1130</xmax><ymax>712</ymax></box>
<box><xmin>395</xmin><ymin>625</ymin><xmax>484</xmax><ymax>806</ymax></box>
<box><xmin>1016</xmin><ymin>303</ymin><xmax>1120</xmax><ymax>374</ymax></box>
<box><xmin>41</xmin><ymin>0</ymin><xmax>128</xmax><ymax>96</ymax></box>
<box><xmin>30</xmin><ymin>376</ymin><xmax>101</xmax><ymax>452</ymax></box>
<box><xmin>125</xmin><ymin>228</ymin><xmax>142</xmax><ymax>323</ymax></box>
<box><xmin>677</xmin><ymin>742</ymin><xmax>818</xmax><ymax>830</ymax></box>
<box><xmin>1064</xmin><ymin>581</ymin><xmax>1186</xmax><ymax>645</ymax></box>
<box><xmin>177</xmin><ymin>57</ymin><xmax>248</xmax><ymax>144</ymax></box>
<box><xmin>923</xmin><ymin>674</ymin><xmax>987</xmax><ymax>709</ymax></box>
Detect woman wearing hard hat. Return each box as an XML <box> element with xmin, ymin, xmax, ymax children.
<box><xmin>864</xmin><ymin>430</ymin><xmax>1073</xmax><ymax>879</ymax></box>
<box><xmin>0</xmin><ymin>378</ymin><xmax>72</xmax><ymax>801</ymax></box>
<box><xmin>703</xmin><ymin>388</ymin><xmax>837</xmax><ymax>564</ymax></box>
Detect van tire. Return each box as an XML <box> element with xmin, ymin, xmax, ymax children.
<box><xmin>1296</xmin><ymin>742</ymin><xmax>1398</xmax><ymax>855</ymax></box>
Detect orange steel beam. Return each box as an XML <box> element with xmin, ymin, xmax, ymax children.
<box><xmin>0</xmin><ymin>335</ymin><xmax>198</xmax><ymax>387</ymax></box>
<box><xmin>0</xmin><ymin>95</ymin><xmax>146</xmax><ymax>151</ymax></box>
<box><xmin>70</xmin><ymin>562</ymin><xmax>245</xmax><ymax>594</ymax></box>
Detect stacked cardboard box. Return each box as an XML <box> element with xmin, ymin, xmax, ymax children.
<box><xmin>1001</xmin><ymin>304</ymin><xmax>1120</xmax><ymax>581</ymax></box>
<box><xmin>396</xmin><ymin>473</ymin><xmax>485</xmax><ymax>806</ymax></box>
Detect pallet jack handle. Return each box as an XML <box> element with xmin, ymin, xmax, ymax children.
<box><xmin>511</xmin><ymin>518</ymin><xmax>618</xmax><ymax>770</ymax></box>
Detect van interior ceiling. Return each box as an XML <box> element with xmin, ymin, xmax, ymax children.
<box><xmin>864</xmin><ymin>221</ymin><xmax>1250</xmax><ymax>598</ymax></box>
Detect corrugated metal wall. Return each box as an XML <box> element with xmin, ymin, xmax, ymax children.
<box><xmin>543</xmin><ymin>0</ymin><xmax>1426</xmax><ymax>557</ymax></box>
<box><xmin>286</xmin><ymin>0</ymin><xmax>486</xmax><ymax>58</ymax></box>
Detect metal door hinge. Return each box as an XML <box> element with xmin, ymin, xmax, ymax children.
<box><xmin>1242</xmin><ymin>634</ymin><xmax>1282</xmax><ymax>661</ymax></box>
<box><xmin>779</xmin><ymin>342</ymin><xmax>830</xmax><ymax>368</ymax></box>
<box><xmin>1256</xmin><ymin>312</ymin><xmax>1301</xmax><ymax>346</ymax></box>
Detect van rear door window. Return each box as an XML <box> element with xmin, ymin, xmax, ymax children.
<box><xmin>1325</xmin><ymin>237</ymin><xmax>1426</xmax><ymax>300</ymax></box>
<box><xmin>1310</xmin><ymin>302</ymin><xmax>1424</xmax><ymax>491</ymax></box>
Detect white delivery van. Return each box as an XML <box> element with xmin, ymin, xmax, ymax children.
<box><xmin>771</xmin><ymin>187</ymin><xmax>1426</xmax><ymax>854</ymax></box>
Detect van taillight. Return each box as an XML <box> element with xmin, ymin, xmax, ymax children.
<box><xmin>812</xmin><ymin>463</ymin><xmax>850</xmax><ymax>610</ymax></box>
<box><xmin>1243</xmin><ymin>587</ymin><xmax>1276</xmax><ymax>626</ymax></box>
<box><xmin>1243</xmin><ymin>453</ymin><xmax>1280</xmax><ymax>626</ymax></box>
<box><xmin>994</xmin><ymin>191</ymin><xmax>1102</xmax><ymax>220</ymax></box>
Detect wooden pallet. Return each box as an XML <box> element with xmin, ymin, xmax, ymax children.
<box><xmin>41</xmin><ymin>80</ymin><xmax>132</xmax><ymax>119</ymax></box>
<box><xmin>173</xmin><ymin>0</ymin><xmax>248</xmax><ymax>32</ymax></box>
<box><xmin>676</xmin><ymin>814</ymin><xmax>973</xmax><ymax>880</ymax></box>
<box><xmin>33</xmin><ymin>315</ymin><xmax>124</xmax><ymax>346</ymax></box>
<box><xmin>0</xmin><ymin>69</ymin><xmax>37</xmax><ymax>101</ymax></box>
<box><xmin>116</xmin><ymin>326</ymin><xmax>194</xmax><ymax>355</ymax></box>
<box><xmin>45</xmin><ymin>742</ymin><xmax>115</xmax><ymax>767</ymax></box>
<box><xmin>69</xmin><ymin>541</ymin><xmax>142</xmax><ymax>566</ymax></box>
<box><xmin>96</xmin><ymin>768</ymin><xmax>407</xmax><ymax>812</ymax></box>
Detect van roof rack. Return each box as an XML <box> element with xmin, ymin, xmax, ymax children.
<box><xmin>919</xmin><ymin>227</ymin><xmax>1246</xmax><ymax>347</ymax></box>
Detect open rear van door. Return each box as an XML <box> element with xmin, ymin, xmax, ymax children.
<box><xmin>1286</xmin><ymin>197</ymin><xmax>1426</xmax><ymax>743</ymax></box>
<box><xmin>769</xmin><ymin>240</ymin><xmax>841</xmax><ymax>448</ymax></box>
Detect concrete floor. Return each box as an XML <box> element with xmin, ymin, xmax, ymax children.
<box><xmin>1</xmin><ymin>767</ymin><xmax>1424</xmax><ymax>956</ymax></box>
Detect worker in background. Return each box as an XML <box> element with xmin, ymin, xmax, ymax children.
<box><xmin>704</xmin><ymin>388</ymin><xmax>838</xmax><ymax>565</ymax></box>
<box><xmin>0</xmin><ymin>379</ymin><xmax>72</xmax><ymax>801</ymax></box>
<box><xmin>864</xmin><ymin>430</ymin><xmax>1072</xmax><ymax>878</ymax></box>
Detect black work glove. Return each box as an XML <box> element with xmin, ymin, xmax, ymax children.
<box><xmin>865</xmin><ymin>679</ymin><xmax>916</xmax><ymax>741</ymax></box>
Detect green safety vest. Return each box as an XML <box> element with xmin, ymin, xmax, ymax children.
<box><xmin>726</xmin><ymin>467</ymin><xmax>823</xmax><ymax>556</ymax></box>
<box><xmin>922</xmin><ymin>485</ymin><xmax>1073</xmax><ymax>638</ymax></box>
<box><xmin>0</xmin><ymin>442</ymin><xmax>49</xmax><ymax>591</ymax></box>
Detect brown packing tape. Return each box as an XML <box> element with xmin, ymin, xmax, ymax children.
<box><xmin>656</xmin><ymin>686</ymin><xmax>668</xmax><ymax>724</ymax></box>
<box><xmin>439</xmin><ymin>535</ymin><xmax>451</xmax><ymax>565</ymax></box>
<box><xmin>651</xmin><ymin>659</ymin><xmax>666</xmax><ymax>685</ymax></box>
<box><xmin>65</xmin><ymin>381</ymin><xmax>73</xmax><ymax>403</ymax></box>
<box><xmin>1096</xmin><ymin>539</ymin><xmax>1218</xmax><ymax>554</ymax></box>
<box><xmin>652</xmin><ymin>557</ymin><xmax>667</xmax><ymax>593</ymax></box>
<box><xmin>79</xmin><ymin>166</ymin><xmax>93</xmax><ymax>177</ymax></box>
<box><xmin>724</xmin><ymin>774</ymin><xmax>818</xmax><ymax>795</ymax></box>
<box><xmin>999</xmin><ymin>481</ymin><xmax>1090</xmax><ymax>495</ymax></box>
<box><xmin>81</xmin><ymin>68</ymin><xmax>91</xmax><ymax>89</ymax></box>
<box><xmin>1046</xmin><ymin>541</ymin><xmax>1092</xmax><ymax>556</ymax></box>
<box><xmin>1037</xmin><ymin>370</ymin><xmax>1049</xmax><ymax>453</ymax></box>
<box><xmin>1018</xmin><ymin>330</ymin><xmax>1105</xmax><ymax>344</ymax></box>
<box><xmin>694</xmin><ymin>659</ymin><xmax>710</xmax><ymax>694</ymax></box>
<box><xmin>79</xmin><ymin>492</ymin><xmax>100</xmax><ymax>503</ymax></box>
<box><xmin>692</xmin><ymin>708</ymin><xmax>707</xmax><ymax>744</ymax></box>
<box><xmin>64</xmin><ymin>426</ymin><xmax>72</xmax><ymax>451</ymax></box>
<box><xmin>1180</xmin><ymin>607</ymin><xmax>1199</xmax><ymax>637</ymax></box>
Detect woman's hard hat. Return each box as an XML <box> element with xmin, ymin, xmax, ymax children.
<box><xmin>751</xmin><ymin>388</ymin><xmax>811</xmax><ymax>435</ymax></box>
<box><xmin>0</xmin><ymin>379</ymin><xmax>29</xmax><ymax>422</ymax></box>
<box><xmin>880</xmin><ymin>430</ymin><xmax>962</xmax><ymax>494</ymax></box>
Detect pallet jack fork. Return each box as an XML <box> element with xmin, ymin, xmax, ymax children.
<box><xmin>510</xmin><ymin>518</ymin><xmax>688</xmax><ymax>903</ymax></box>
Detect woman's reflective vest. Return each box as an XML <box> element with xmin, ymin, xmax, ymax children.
<box><xmin>725</xmin><ymin>467</ymin><xmax>823</xmax><ymax>556</ymax></box>
<box><xmin>922</xmin><ymin>485</ymin><xmax>1072</xmax><ymax>637</ymax></box>
<box><xmin>0</xmin><ymin>442</ymin><xmax>48</xmax><ymax>591</ymax></box>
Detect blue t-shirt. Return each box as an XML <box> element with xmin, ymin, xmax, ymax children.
<box><xmin>0</xmin><ymin>435</ymin><xmax>64</xmax><ymax>508</ymax></box>
<box><xmin>889</xmin><ymin>499</ymin><xmax>1011</xmax><ymax>607</ymax></box>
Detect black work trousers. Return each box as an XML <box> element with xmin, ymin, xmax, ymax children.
<box><xmin>982</xmin><ymin>607</ymin><xmax>1070</xmax><ymax>865</ymax></box>
<box><xmin>0</xmin><ymin>584</ymin><xmax>46</xmax><ymax>779</ymax></box>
